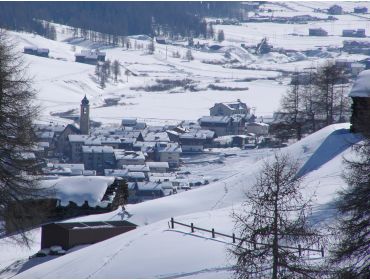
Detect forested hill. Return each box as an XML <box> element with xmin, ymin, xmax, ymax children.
<box><xmin>0</xmin><ymin>1</ymin><xmax>241</xmax><ymax>38</ymax></box>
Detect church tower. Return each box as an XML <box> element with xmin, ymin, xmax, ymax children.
<box><xmin>80</xmin><ymin>95</ymin><xmax>90</xmax><ymax>135</ymax></box>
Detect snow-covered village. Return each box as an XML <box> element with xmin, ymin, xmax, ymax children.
<box><xmin>0</xmin><ymin>1</ymin><xmax>369</xmax><ymax>279</ymax></box>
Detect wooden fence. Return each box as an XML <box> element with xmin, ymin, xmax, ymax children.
<box><xmin>169</xmin><ymin>217</ymin><xmax>324</xmax><ymax>257</ymax></box>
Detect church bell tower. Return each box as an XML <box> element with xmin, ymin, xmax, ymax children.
<box><xmin>80</xmin><ymin>95</ymin><xmax>90</xmax><ymax>135</ymax></box>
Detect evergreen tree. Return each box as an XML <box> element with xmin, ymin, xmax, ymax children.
<box><xmin>217</xmin><ymin>29</ymin><xmax>225</xmax><ymax>42</ymax></box>
<box><xmin>112</xmin><ymin>60</ymin><xmax>121</xmax><ymax>82</ymax></box>
<box><xmin>148</xmin><ymin>38</ymin><xmax>155</xmax><ymax>54</ymax></box>
<box><xmin>188</xmin><ymin>37</ymin><xmax>194</xmax><ymax>47</ymax></box>
<box><xmin>208</xmin><ymin>23</ymin><xmax>215</xmax><ymax>39</ymax></box>
<box><xmin>172</xmin><ymin>50</ymin><xmax>180</xmax><ymax>58</ymax></box>
<box><xmin>0</xmin><ymin>32</ymin><xmax>43</xmax><ymax>244</ymax></box>
<box><xmin>330</xmin><ymin>138</ymin><xmax>370</xmax><ymax>278</ymax></box>
<box><xmin>185</xmin><ymin>49</ymin><xmax>194</xmax><ymax>61</ymax></box>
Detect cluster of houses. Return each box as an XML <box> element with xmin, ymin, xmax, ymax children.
<box><xmin>343</xmin><ymin>41</ymin><xmax>370</xmax><ymax>55</ymax></box>
<box><xmin>308</xmin><ymin>28</ymin><xmax>366</xmax><ymax>38</ymax></box>
<box><xmin>24</xmin><ymin>46</ymin><xmax>50</xmax><ymax>57</ymax></box>
<box><xmin>342</xmin><ymin>29</ymin><xmax>366</xmax><ymax>38</ymax></box>
<box><xmin>327</xmin><ymin>4</ymin><xmax>368</xmax><ymax>15</ymax></box>
<box><xmin>33</xmin><ymin>97</ymin><xmax>272</xmax><ymax>204</ymax></box>
<box><xmin>23</xmin><ymin>46</ymin><xmax>107</xmax><ymax>65</ymax></box>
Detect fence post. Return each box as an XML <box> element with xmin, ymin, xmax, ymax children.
<box><xmin>191</xmin><ymin>223</ymin><xmax>194</xmax><ymax>233</ymax></box>
<box><xmin>171</xmin><ymin>217</ymin><xmax>174</xmax><ymax>229</ymax></box>
<box><xmin>298</xmin><ymin>244</ymin><xmax>302</xmax><ymax>257</ymax></box>
<box><xmin>212</xmin><ymin>228</ymin><xmax>215</xmax><ymax>238</ymax></box>
<box><xmin>321</xmin><ymin>246</ymin><xmax>324</xmax><ymax>257</ymax></box>
<box><xmin>232</xmin><ymin>233</ymin><xmax>236</xmax><ymax>243</ymax></box>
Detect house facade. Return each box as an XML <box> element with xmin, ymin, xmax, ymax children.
<box><xmin>199</xmin><ymin>116</ymin><xmax>245</xmax><ymax>136</ymax></box>
<box><xmin>82</xmin><ymin>146</ymin><xmax>115</xmax><ymax>174</ymax></box>
<box><xmin>154</xmin><ymin>142</ymin><xmax>182</xmax><ymax>168</ymax></box>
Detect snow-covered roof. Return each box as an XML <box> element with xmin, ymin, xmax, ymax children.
<box><xmin>82</xmin><ymin>145</ymin><xmax>114</xmax><ymax>154</ymax></box>
<box><xmin>349</xmin><ymin>69</ymin><xmax>370</xmax><ymax>98</ymax></box>
<box><xmin>222</xmin><ymin>100</ymin><xmax>248</xmax><ymax>110</ymax></box>
<box><xmin>115</xmin><ymin>150</ymin><xmax>145</xmax><ymax>160</ymax></box>
<box><xmin>144</xmin><ymin>132</ymin><xmax>170</xmax><ymax>142</ymax></box>
<box><xmin>128</xmin><ymin>172</ymin><xmax>146</xmax><ymax>179</ymax></box>
<box><xmin>42</xmin><ymin>176</ymin><xmax>114</xmax><ymax>206</ymax></box>
<box><xmin>69</xmin><ymin>134</ymin><xmax>89</xmax><ymax>142</ymax></box>
<box><xmin>180</xmin><ymin>129</ymin><xmax>215</xmax><ymax>140</ymax></box>
<box><xmin>36</xmin><ymin>123</ymin><xmax>66</xmax><ymax>133</ymax></box>
<box><xmin>156</xmin><ymin>142</ymin><xmax>182</xmax><ymax>153</ymax></box>
<box><xmin>53</xmin><ymin>163</ymin><xmax>85</xmax><ymax>171</ymax></box>
<box><xmin>199</xmin><ymin>116</ymin><xmax>231</xmax><ymax>124</ymax></box>
<box><xmin>246</xmin><ymin>122</ymin><xmax>269</xmax><ymax>127</ymax></box>
<box><xmin>136</xmin><ymin>182</ymin><xmax>162</xmax><ymax>191</ymax></box>
<box><xmin>146</xmin><ymin>162</ymin><xmax>169</xmax><ymax>168</ymax></box>
<box><xmin>123</xmin><ymin>165</ymin><xmax>150</xmax><ymax>172</ymax></box>
<box><xmin>104</xmin><ymin>169</ymin><xmax>129</xmax><ymax>177</ymax></box>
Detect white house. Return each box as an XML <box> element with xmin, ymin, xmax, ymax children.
<box><xmin>146</xmin><ymin>162</ymin><xmax>169</xmax><ymax>173</ymax></box>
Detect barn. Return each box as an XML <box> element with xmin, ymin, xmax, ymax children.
<box><xmin>41</xmin><ymin>220</ymin><xmax>137</xmax><ymax>250</ymax></box>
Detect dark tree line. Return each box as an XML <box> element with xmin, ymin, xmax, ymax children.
<box><xmin>0</xmin><ymin>2</ymin><xmax>241</xmax><ymax>40</ymax></box>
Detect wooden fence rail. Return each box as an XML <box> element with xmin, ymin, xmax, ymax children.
<box><xmin>169</xmin><ymin>217</ymin><xmax>324</xmax><ymax>257</ymax></box>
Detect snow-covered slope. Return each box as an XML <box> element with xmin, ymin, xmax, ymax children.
<box><xmin>12</xmin><ymin>123</ymin><xmax>357</xmax><ymax>279</ymax></box>
<box><xmin>8</xmin><ymin>0</ymin><xmax>370</xmax><ymax>126</ymax></box>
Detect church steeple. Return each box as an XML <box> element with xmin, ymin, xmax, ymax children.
<box><xmin>80</xmin><ymin>95</ymin><xmax>90</xmax><ymax>135</ymax></box>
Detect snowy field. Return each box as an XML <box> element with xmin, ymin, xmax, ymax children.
<box><xmin>6</xmin><ymin>1</ymin><xmax>370</xmax><ymax>126</ymax></box>
<box><xmin>0</xmin><ymin>1</ymin><xmax>368</xmax><ymax>278</ymax></box>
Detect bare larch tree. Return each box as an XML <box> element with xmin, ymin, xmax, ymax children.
<box><xmin>231</xmin><ymin>153</ymin><xmax>322</xmax><ymax>278</ymax></box>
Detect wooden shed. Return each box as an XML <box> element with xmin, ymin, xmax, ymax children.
<box><xmin>41</xmin><ymin>220</ymin><xmax>137</xmax><ymax>250</ymax></box>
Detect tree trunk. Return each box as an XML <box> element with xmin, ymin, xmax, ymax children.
<box><xmin>272</xmin><ymin>186</ymin><xmax>279</xmax><ymax>278</ymax></box>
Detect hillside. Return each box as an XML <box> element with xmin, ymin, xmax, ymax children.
<box><xmin>0</xmin><ymin>123</ymin><xmax>357</xmax><ymax>279</ymax></box>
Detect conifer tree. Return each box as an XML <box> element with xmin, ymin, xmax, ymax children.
<box><xmin>0</xmin><ymin>32</ymin><xmax>43</xmax><ymax>244</ymax></box>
